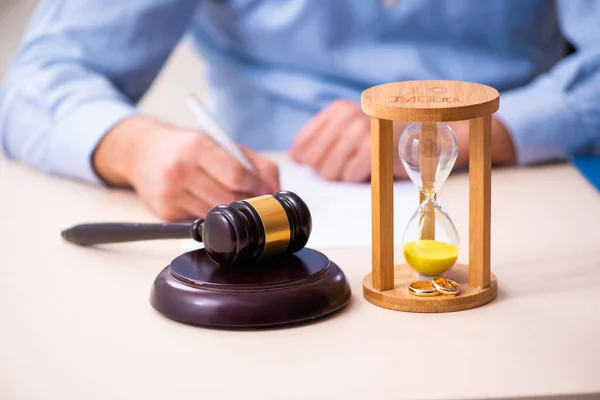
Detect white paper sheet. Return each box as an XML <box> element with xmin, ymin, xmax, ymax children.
<box><xmin>181</xmin><ymin>161</ymin><xmax>419</xmax><ymax>251</ymax></box>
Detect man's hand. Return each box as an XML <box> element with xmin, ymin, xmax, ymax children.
<box><xmin>289</xmin><ymin>99</ymin><xmax>407</xmax><ymax>182</ymax></box>
<box><xmin>92</xmin><ymin>116</ymin><xmax>280</xmax><ymax>221</ymax></box>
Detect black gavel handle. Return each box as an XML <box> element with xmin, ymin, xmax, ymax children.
<box><xmin>61</xmin><ymin>219</ymin><xmax>204</xmax><ymax>246</ymax></box>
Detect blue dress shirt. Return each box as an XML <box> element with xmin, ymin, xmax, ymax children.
<box><xmin>1</xmin><ymin>0</ymin><xmax>599</xmax><ymax>184</ymax></box>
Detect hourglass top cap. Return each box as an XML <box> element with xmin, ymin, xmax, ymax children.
<box><xmin>360</xmin><ymin>80</ymin><xmax>499</xmax><ymax>122</ymax></box>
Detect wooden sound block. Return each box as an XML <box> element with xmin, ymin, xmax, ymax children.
<box><xmin>362</xmin><ymin>264</ymin><xmax>497</xmax><ymax>313</ymax></box>
<box><xmin>150</xmin><ymin>248</ymin><xmax>351</xmax><ymax>328</ymax></box>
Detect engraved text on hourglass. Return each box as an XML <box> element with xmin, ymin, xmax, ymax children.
<box><xmin>390</xmin><ymin>86</ymin><xmax>460</xmax><ymax>104</ymax></box>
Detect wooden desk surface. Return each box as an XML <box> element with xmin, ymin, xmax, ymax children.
<box><xmin>1</xmin><ymin>154</ymin><xmax>599</xmax><ymax>400</ymax></box>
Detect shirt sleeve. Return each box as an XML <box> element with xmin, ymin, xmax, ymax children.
<box><xmin>0</xmin><ymin>0</ymin><xmax>199</xmax><ymax>184</ymax></box>
<box><xmin>493</xmin><ymin>0</ymin><xmax>600</xmax><ymax>165</ymax></box>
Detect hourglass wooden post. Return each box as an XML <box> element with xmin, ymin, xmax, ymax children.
<box><xmin>361</xmin><ymin>80</ymin><xmax>499</xmax><ymax>313</ymax></box>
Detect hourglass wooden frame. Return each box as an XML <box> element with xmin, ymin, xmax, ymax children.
<box><xmin>361</xmin><ymin>80</ymin><xmax>499</xmax><ymax>313</ymax></box>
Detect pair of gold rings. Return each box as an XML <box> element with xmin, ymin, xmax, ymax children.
<box><xmin>408</xmin><ymin>277</ymin><xmax>460</xmax><ymax>297</ymax></box>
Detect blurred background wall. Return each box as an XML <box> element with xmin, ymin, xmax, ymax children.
<box><xmin>0</xmin><ymin>0</ymin><xmax>208</xmax><ymax>130</ymax></box>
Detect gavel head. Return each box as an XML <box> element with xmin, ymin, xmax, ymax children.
<box><xmin>200</xmin><ymin>191</ymin><xmax>311</xmax><ymax>267</ymax></box>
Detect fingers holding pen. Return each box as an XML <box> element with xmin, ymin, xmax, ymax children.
<box><xmin>240</xmin><ymin>145</ymin><xmax>281</xmax><ymax>193</ymax></box>
<box><xmin>96</xmin><ymin>114</ymin><xmax>281</xmax><ymax>222</ymax></box>
<box><xmin>188</xmin><ymin>135</ymin><xmax>269</xmax><ymax>196</ymax></box>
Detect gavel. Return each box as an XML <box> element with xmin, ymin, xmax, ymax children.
<box><xmin>61</xmin><ymin>191</ymin><xmax>311</xmax><ymax>267</ymax></box>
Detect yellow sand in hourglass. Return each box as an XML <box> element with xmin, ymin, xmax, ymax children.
<box><xmin>399</xmin><ymin>122</ymin><xmax>460</xmax><ymax>277</ymax></box>
<box><xmin>403</xmin><ymin>240</ymin><xmax>459</xmax><ymax>276</ymax></box>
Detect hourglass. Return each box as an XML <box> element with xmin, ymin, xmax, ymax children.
<box><xmin>399</xmin><ymin>122</ymin><xmax>460</xmax><ymax>280</ymax></box>
<box><xmin>360</xmin><ymin>80</ymin><xmax>499</xmax><ymax>313</ymax></box>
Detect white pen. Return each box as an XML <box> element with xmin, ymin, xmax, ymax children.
<box><xmin>185</xmin><ymin>93</ymin><xmax>255</xmax><ymax>172</ymax></box>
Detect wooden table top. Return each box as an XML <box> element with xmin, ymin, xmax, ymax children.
<box><xmin>1</xmin><ymin>154</ymin><xmax>599</xmax><ymax>400</ymax></box>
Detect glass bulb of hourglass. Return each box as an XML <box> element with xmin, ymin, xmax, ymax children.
<box><xmin>398</xmin><ymin>122</ymin><xmax>458</xmax><ymax>194</ymax></box>
<box><xmin>402</xmin><ymin>203</ymin><xmax>460</xmax><ymax>276</ymax></box>
<box><xmin>398</xmin><ymin>122</ymin><xmax>460</xmax><ymax>278</ymax></box>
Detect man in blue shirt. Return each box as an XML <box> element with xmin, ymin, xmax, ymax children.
<box><xmin>1</xmin><ymin>0</ymin><xmax>599</xmax><ymax>220</ymax></box>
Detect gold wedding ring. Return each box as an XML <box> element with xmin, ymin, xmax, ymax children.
<box><xmin>408</xmin><ymin>281</ymin><xmax>441</xmax><ymax>297</ymax></box>
<box><xmin>409</xmin><ymin>278</ymin><xmax>461</xmax><ymax>297</ymax></box>
<box><xmin>432</xmin><ymin>277</ymin><xmax>460</xmax><ymax>296</ymax></box>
